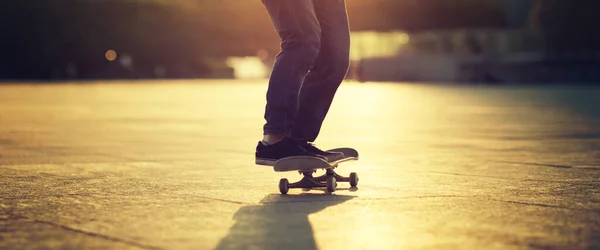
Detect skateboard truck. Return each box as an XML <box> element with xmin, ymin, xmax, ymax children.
<box><xmin>274</xmin><ymin>148</ymin><xmax>360</xmax><ymax>194</ymax></box>
<box><xmin>280</xmin><ymin>168</ymin><xmax>358</xmax><ymax>194</ymax></box>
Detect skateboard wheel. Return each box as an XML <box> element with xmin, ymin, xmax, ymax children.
<box><xmin>279</xmin><ymin>178</ymin><xmax>289</xmax><ymax>194</ymax></box>
<box><xmin>326</xmin><ymin>177</ymin><xmax>336</xmax><ymax>193</ymax></box>
<box><xmin>349</xmin><ymin>172</ymin><xmax>359</xmax><ymax>187</ymax></box>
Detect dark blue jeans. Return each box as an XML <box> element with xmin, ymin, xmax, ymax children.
<box><xmin>261</xmin><ymin>0</ymin><xmax>351</xmax><ymax>142</ymax></box>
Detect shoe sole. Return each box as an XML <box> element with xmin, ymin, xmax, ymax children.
<box><xmin>256</xmin><ymin>158</ymin><xmax>276</xmax><ymax>166</ymax></box>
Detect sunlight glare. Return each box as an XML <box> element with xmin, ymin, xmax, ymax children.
<box><xmin>226</xmin><ymin>56</ymin><xmax>269</xmax><ymax>79</ymax></box>
<box><xmin>350</xmin><ymin>31</ymin><xmax>411</xmax><ymax>61</ymax></box>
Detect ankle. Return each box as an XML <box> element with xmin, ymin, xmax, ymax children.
<box><xmin>262</xmin><ymin>134</ymin><xmax>285</xmax><ymax>145</ymax></box>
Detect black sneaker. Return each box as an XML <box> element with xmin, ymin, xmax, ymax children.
<box><xmin>255</xmin><ymin>137</ymin><xmax>327</xmax><ymax>166</ymax></box>
<box><xmin>296</xmin><ymin>141</ymin><xmax>345</xmax><ymax>162</ymax></box>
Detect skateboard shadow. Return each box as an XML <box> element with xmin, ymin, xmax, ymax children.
<box><xmin>214</xmin><ymin>193</ymin><xmax>355</xmax><ymax>250</ymax></box>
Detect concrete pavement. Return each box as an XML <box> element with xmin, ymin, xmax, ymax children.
<box><xmin>1</xmin><ymin>80</ymin><xmax>599</xmax><ymax>249</ymax></box>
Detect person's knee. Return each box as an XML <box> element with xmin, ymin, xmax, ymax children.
<box><xmin>280</xmin><ymin>30</ymin><xmax>321</xmax><ymax>64</ymax></box>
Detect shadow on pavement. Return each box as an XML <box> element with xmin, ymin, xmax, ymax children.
<box><xmin>214</xmin><ymin>193</ymin><xmax>355</xmax><ymax>250</ymax></box>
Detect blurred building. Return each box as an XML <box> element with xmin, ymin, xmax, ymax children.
<box><xmin>350</xmin><ymin>1</ymin><xmax>600</xmax><ymax>84</ymax></box>
<box><xmin>3</xmin><ymin>0</ymin><xmax>599</xmax><ymax>83</ymax></box>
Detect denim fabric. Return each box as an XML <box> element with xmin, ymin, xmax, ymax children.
<box><xmin>261</xmin><ymin>0</ymin><xmax>351</xmax><ymax>142</ymax></box>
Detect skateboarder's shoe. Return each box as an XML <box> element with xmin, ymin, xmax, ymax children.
<box><xmin>296</xmin><ymin>141</ymin><xmax>345</xmax><ymax>162</ymax></box>
<box><xmin>255</xmin><ymin>137</ymin><xmax>327</xmax><ymax>166</ymax></box>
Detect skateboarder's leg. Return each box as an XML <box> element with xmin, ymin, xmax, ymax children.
<box><xmin>290</xmin><ymin>0</ymin><xmax>351</xmax><ymax>144</ymax></box>
<box><xmin>261</xmin><ymin>0</ymin><xmax>322</xmax><ymax>142</ymax></box>
<box><xmin>256</xmin><ymin>0</ymin><xmax>327</xmax><ymax>165</ymax></box>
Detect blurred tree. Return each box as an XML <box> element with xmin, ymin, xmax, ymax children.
<box><xmin>9</xmin><ymin>0</ymin><xmax>596</xmax><ymax>80</ymax></box>
<box><xmin>1</xmin><ymin>0</ymin><xmax>216</xmax><ymax>79</ymax></box>
<box><xmin>505</xmin><ymin>0</ymin><xmax>534</xmax><ymax>28</ymax></box>
<box><xmin>530</xmin><ymin>0</ymin><xmax>600</xmax><ymax>52</ymax></box>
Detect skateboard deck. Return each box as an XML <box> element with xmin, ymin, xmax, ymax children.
<box><xmin>273</xmin><ymin>147</ymin><xmax>359</xmax><ymax>194</ymax></box>
<box><xmin>273</xmin><ymin>147</ymin><xmax>358</xmax><ymax>172</ymax></box>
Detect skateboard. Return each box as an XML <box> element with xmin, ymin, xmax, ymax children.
<box><xmin>273</xmin><ymin>148</ymin><xmax>359</xmax><ymax>194</ymax></box>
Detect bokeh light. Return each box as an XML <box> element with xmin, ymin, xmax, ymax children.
<box><xmin>105</xmin><ymin>49</ymin><xmax>117</xmax><ymax>62</ymax></box>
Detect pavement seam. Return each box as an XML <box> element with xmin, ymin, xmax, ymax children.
<box><xmin>194</xmin><ymin>196</ymin><xmax>249</xmax><ymax>205</ymax></box>
<box><xmin>494</xmin><ymin>161</ymin><xmax>600</xmax><ymax>170</ymax></box>
<box><xmin>34</xmin><ymin>219</ymin><xmax>166</xmax><ymax>250</ymax></box>
<box><xmin>6</xmin><ymin>214</ymin><xmax>165</xmax><ymax>250</ymax></box>
<box><xmin>429</xmin><ymin>171</ymin><xmax>590</xmax><ymax>183</ymax></box>
<box><xmin>490</xmin><ymin>199</ymin><xmax>600</xmax><ymax>211</ymax></box>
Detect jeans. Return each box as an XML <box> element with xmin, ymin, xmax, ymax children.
<box><xmin>261</xmin><ymin>0</ymin><xmax>351</xmax><ymax>142</ymax></box>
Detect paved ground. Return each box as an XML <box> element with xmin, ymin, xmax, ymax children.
<box><xmin>1</xmin><ymin>80</ymin><xmax>599</xmax><ymax>250</ymax></box>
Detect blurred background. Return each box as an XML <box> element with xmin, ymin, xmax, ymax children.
<box><xmin>2</xmin><ymin>0</ymin><xmax>599</xmax><ymax>84</ymax></box>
